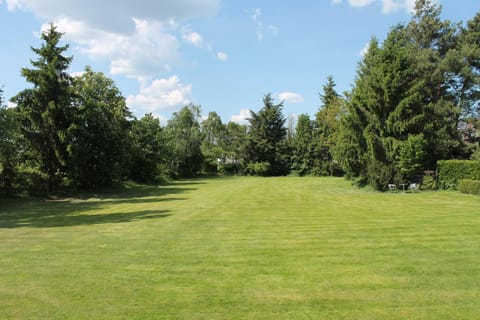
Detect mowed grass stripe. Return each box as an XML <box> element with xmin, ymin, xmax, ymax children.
<box><xmin>1</xmin><ymin>176</ymin><xmax>480</xmax><ymax>319</ymax></box>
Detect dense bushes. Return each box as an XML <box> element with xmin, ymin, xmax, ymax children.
<box><xmin>437</xmin><ymin>160</ymin><xmax>480</xmax><ymax>189</ymax></box>
<box><xmin>458</xmin><ymin>179</ymin><xmax>480</xmax><ymax>195</ymax></box>
<box><xmin>246</xmin><ymin>162</ymin><xmax>271</xmax><ymax>176</ymax></box>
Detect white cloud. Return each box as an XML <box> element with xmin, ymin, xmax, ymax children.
<box><xmin>360</xmin><ymin>41</ymin><xmax>370</xmax><ymax>57</ymax></box>
<box><xmin>126</xmin><ymin>76</ymin><xmax>192</xmax><ymax>115</ymax></box>
<box><xmin>381</xmin><ymin>0</ymin><xmax>403</xmax><ymax>14</ymax></box>
<box><xmin>182</xmin><ymin>27</ymin><xmax>204</xmax><ymax>47</ymax></box>
<box><xmin>250</xmin><ymin>8</ymin><xmax>278</xmax><ymax>42</ymax></box>
<box><xmin>7</xmin><ymin>101</ymin><xmax>17</xmax><ymax>109</ymax></box>
<box><xmin>331</xmin><ymin>0</ymin><xmax>419</xmax><ymax>14</ymax></box>
<box><xmin>278</xmin><ymin>92</ymin><xmax>304</xmax><ymax>104</ymax></box>
<box><xmin>6</xmin><ymin>0</ymin><xmax>220</xmax><ymax>32</ymax></box>
<box><xmin>348</xmin><ymin>0</ymin><xmax>376</xmax><ymax>7</ymax></box>
<box><xmin>14</xmin><ymin>0</ymin><xmax>223</xmax><ymax>82</ymax></box>
<box><xmin>230</xmin><ymin>109</ymin><xmax>251</xmax><ymax>124</ymax></box>
<box><xmin>70</xmin><ymin>71</ymin><xmax>85</xmax><ymax>78</ymax></box>
<box><xmin>43</xmin><ymin>18</ymin><xmax>180</xmax><ymax>81</ymax></box>
<box><xmin>217</xmin><ymin>52</ymin><xmax>228</xmax><ymax>61</ymax></box>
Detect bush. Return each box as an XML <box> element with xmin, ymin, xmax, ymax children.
<box><xmin>16</xmin><ymin>164</ymin><xmax>49</xmax><ymax>196</ymax></box>
<box><xmin>458</xmin><ymin>179</ymin><xmax>480</xmax><ymax>195</ymax></box>
<box><xmin>367</xmin><ymin>159</ymin><xmax>396</xmax><ymax>191</ymax></box>
<box><xmin>437</xmin><ymin>160</ymin><xmax>480</xmax><ymax>189</ymax></box>
<box><xmin>420</xmin><ymin>175</ymin><xmax>437</xmax><ymax>190</ymax></box>
<box><xmin>218</xmin><ymin>163</ymin><xmax>241</xmax><ymax>175</ymax></box>
<box><xmin>246</xmin><ymin>162</ymin><xmax>271</xmax><ymax>176</ymax></box>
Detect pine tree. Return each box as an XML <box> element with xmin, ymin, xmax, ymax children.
<box><xmin>245</xmin><ymin>94</ymin><xmax>288</xmax><ymax>176</ymax></box>
<box><xmin>313</xmin><ymin>76</ymin><xmax>342</xmax><ymax>175</ymax></box>
<box><xmin>12</xmin><ymin>24</ymin><xmax>73</xmax><ymax>193</ymax></box>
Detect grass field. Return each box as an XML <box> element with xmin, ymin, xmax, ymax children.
<box><xmin>1</xmin><ymin>176</ymin><xmax>480</xmax><ymax>319</ymax></box>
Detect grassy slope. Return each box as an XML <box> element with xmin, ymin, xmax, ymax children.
<box><xmin>1</xmin><ymin>177</ymin><xmax>479</xmax><ymax>319</ymax></box>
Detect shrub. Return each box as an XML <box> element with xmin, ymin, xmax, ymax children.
<box><xmin>458</xmin><ymin>179</ymin><xmax>480</xmax><ymax>196</ymax></box>
<box><xmin>16</xmin><ymin>164</ymin><xmax>49</xmax><ymax>196</ymax></box>
<box><xmin>367</xmin><ymin>159</ymin><xmax>396</xmax><ymax>191</ymax></box>
<box><xmin>437</xmin><ymin>160</ymin><xmax>480</xmax><ymax>189</ymax></box>
<box><xmin>420</xmin><ymin>175</ymin><xmax>437</xmax><ymax>190</ymax></box>
<box><xmin>218</xmin><ymin>163</ymin><xmax>241</xmax><ymax>175</ymax></box>
<box><xmin>246</xmin><ymin>162</ymin><xmax>271</xmax><ymax>176</ymax></box>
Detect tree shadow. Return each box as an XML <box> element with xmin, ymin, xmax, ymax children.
<box><xmin>0</xmin><ymin>208</ymin><xmax>171</xmax><ymax>228</ymax></box>
<box><xmin>0</xmin><ymin>180</ymin><xmax>203</xmax><ymax>229</ymax></box>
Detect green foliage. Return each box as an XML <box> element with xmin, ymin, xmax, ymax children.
<box><xmin>458</xmin><ymin>179</ymin><xmax>480</xmax><ymax>195</ymax></box>
<box><xmin>246</xmin><ymin>161</ymin><xmax>271</xmax><ymax>176</ymax></box>
<box><xmin>15</xmin><ymin>163</ymin><xmax>49</xmax><ymax>196</ymax></box>
<box><xmin>290</xmin><ymin>113</ymin><xmax>314</xmax><ymax>176</ymax></box>
<box><xmin>312</xmin><ymin>76</ymin><xmax>343</xmax><ymax>176</ymax></box>
<box><xmin>68</xmin><ymin>67</ymin><xmax>132</xmax><ymax>188</ymax></box>
<box><xmin>420</xmin><ymin>175</ymin><xmax>438</xmax><ymax>190</ymax></box>
<box><xmin>166</xmin><ymin>104</ymin><xmax>203</xmax><ymax>178</ymax></box>
<box><xmin>437</xmin><ymin>160</ymin><xmax>480</xmax><ymax>189</ymax></box>
<box><xmin>12</xmin><ymin>24</ymin><xmax>73</xmax><ymax>193</ymax></box>
<box><xmin>472</xmin><ymin>147</ymin><xmax>480</xmax><ymax>161</ymax></box>
<box><xmin>245</xmin><ymin>94</ymin><xmax>289</xmax><ymax>176</ymax></box>
<box><xmin>397</xmin><ymin>134</ymin><xmax>427</xmax><ymax>181</ymax></box>
<box><xmin>0</xmin><ymin>89</ymin><xmax>21</xmax><ymax>196</ymax></box>
<box><xmin>366</xmin><ymin>158</ymin><xmax>397</xmax><ymax>191</ymax></box>
<box><xmin>222</xmin><ymin>122</ymin><xmax>247</xmax><ymax>169</ymax></box>
<box><xmin>334</xmin><ymin>1</ymin><xmax>473</xmax><ymax>190</ymax></box>
<box><xmin>130</xmin><ymin>113</ymin><xmax>169</xmax><ymax>182</ymax></box>
<box><xmin>218</xmin><ymin>162</ymin><xmax>241</xmax><ymax>175</ymax></box>
<box><xmin>200</xmin><ymin>112</ymin><xmax>226</xmax><ymax>173</ymax></box>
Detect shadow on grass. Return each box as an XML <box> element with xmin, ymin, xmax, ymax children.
<box><xmin>0</xmin><ymin>180</ymin><xmax>203</xmax><ymax>229</ymax></box>
<box><xmin>0</xmin><ymin>209</ymin><xmax>172</xmax><ymax>228</ymax></box>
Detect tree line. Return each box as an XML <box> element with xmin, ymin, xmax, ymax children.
<box><xmin>1</xmin><ymin>0</ymin><xmax>479</xmax><ymax>195</ymax></box>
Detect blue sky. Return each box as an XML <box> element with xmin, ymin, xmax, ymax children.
<box><xmin>1</xmin><ymin>0</ymin><xmax>479</xmax><ymax>123</ymax></box>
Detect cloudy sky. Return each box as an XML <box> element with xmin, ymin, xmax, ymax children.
<box><xmin>0</xmin><ymin>0</ymin><xmax>478</xmax><ymax>123</ymax></box>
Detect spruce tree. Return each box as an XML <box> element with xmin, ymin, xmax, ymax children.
<box><xmin>245</xmin><ymin>94</ymin><xmax>288</xmax><ymax>176</ymax></box>
<box><xmin>12</xmin><ymin>24</ymin><xmax>73</xmax><ymax>193</ymax></box>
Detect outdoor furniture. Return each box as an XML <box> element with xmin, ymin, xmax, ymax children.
<box><xmin>388</xmin><ymin>184</ymin><xmax>397</xmax><ymax>192</ymax></box>
<box><xmin>410</xmin><ymin>183</ymin><xmax>418</xmax><ymax>191</ymax></box>
<box><xmin>400</xmin><ymin>183</ymin><xmax>408</xmax><ymax>192</ymax></box>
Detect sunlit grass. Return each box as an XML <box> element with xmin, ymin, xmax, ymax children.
<box><xmin>1</xmin><ymin>177</ymin><xmax>480</xmax><ymax>319</ymax></box>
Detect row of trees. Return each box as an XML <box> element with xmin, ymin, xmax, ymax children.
<box><xmin>334</xmin><ymin>0</ymin><xmax>480</xmax><ymax>189</ymax></box>
<box><xmin>1</xmin><ymin>0</ymin><xmax>479</xmax><ymax>195</ymax></box>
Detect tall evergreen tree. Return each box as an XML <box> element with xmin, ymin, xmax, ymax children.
<box><xmin>405</xmin><ymin>0</ymin><xmax>463</xmax><ymax>165</ymax></box>
<box><xmin>313</xmin><ymin>76</ymin><xmax>342</xmax><ymax>175</ymax></box>
<box><xmin>290</xmin><ymin>113</ymin><xmax>314</xmax><ymax>175</ymax></box>
<box><xmin>12</xmin><ymin>24</ymin><xmax>73</xmax><ymax>193</ymax></box>
<box><xmin>245</xmin><ymin>94</ymin><xmax>289</xmax><ymax>176</ymax></box>
<box><xmin>446</xmin><ymin>12</ymin><xmax>480</xmax><ymax>117</ymax></box>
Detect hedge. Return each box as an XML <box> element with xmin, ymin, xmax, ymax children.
<box><xmin>458</xmin><ymin>179</ymin><xmax>480</xmax><ymax>196</ymax></box>
<box><xmin>437</xmin><ymin>160</ymin><xmax>480</xmax><ymax>189</ymax></box>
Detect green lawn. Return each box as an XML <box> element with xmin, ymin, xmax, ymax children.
<box><xmin>1</xmin><ymin>177</ymin><xmax>480</xmax><ymax>319</ymax></box>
